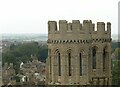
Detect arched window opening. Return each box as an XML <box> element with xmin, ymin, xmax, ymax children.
<box><xmin>80</xmin><ymin>53</ymin><xmax>82</xmax><ymax>76</ymax></box>
<box><xmin>103</xmin><ymin>48</ymin><xmax>106</xmax><ymax>71</ymax></box>
<box><xmin>68</xmin><ymin>52</ymin><xmax>71</xmax><ymax>76</ymax></box>
<box><xmin>54</xmin><ymin>49</ymin><xmax>61</xmax><ymax>76</ymax></box>
<box><xmin>58</xmin><ymin>52</ymin><xmax>61</xmax><ymax>76</ymax></box>
<box><xmin>103</xmin><ymin>47</ymin><xmax>108</xmax><ymax>71</ymax></box>
<box><xmin>92</xmin><ymin>47</ymin><xmax>97</xmax><ymax>69</ymax></box>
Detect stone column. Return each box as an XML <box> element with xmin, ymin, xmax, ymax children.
<box><xmin>105</xmin><ymin>52</ymin><xmax>109</xmax><ymax>77</ymax></box>
<box><xmin>96</xmin><ymin>51</ymin><xmax>103</xmax><ymax>76</ymax></box>
<box><xmin>45</xmin><ymin>58</ymin><xmax>49</xmax><ymax>84</ymax></box>
<box><xmin>51</xmin><ymin>55</ymin><xmax>55</xmax><ymax>84</ymax></box>
<box><xmin>71</xmin><ymin>54</ymin><xmax>77</xmax><ymax>84</ymax></box>
<box><xmin>49</xmin><ymin>57</ymin><xmax>52</xmax><ymax>83</ymax></box>
<box><xmin>84</xmin><ymin>53</ymin><xmax>89</xmax><ymax>84</ymax></box>
<box><xmin>48</xmin><ymin>49</ymin><xmax>52</xmax><ymax>84</ymax></box>
<box><xmin>88</xmin><ymin>48</ymin><xmax>92</xmax><ymax>83</ymax></box>
<box><xmin>76</xmin><ymin>54</ymin><xmax>80</xmax><ymax>84</ymax></box>
<box><xmin>61</xmin><ymin>53</ymin><xmax>67</xmax><ymax>84</ymax></box>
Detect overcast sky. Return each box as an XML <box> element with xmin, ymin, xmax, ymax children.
<box><xmin>0</xmin><ymin>0</ymin><xmax>119</xmax><ymax>35</ymax></box>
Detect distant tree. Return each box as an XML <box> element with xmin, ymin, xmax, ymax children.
<box><xmin>10</xmin><ymin>43</ymin><xmax>16</xmax><ymax>50</ymax></box>
<box><xmin>114</xmin><ymin>48</ymin><xmax>120</xmax><ymax>60</ymax></box>
<box><xmin>12</xmin><ymin>42</ymin><xmax>39</xmax><ymax>57</ymax></box>
<box><xmin>2</xmin><ymin>52</ymin><xmax>16</xmax><ymax>66</ymax></box>
<box><xmin>37</xmin><ymin>44</ymin><xmax>48</xmax><ymax>62</ymax></box>
<box><xmin>112</xmin><ymin>60</ymin><xmax>120</xmax><ymax>85</ymax></box>
<box><xmin>111</xmin><ymin>42</ymin><xmax>119</xmax><ymax>52</ymax></box>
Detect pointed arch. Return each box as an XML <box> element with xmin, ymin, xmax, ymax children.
<box><xmin>54</xmin><ymin>49</ymin><xmax>61</xmax><ymax>76</ymax></box>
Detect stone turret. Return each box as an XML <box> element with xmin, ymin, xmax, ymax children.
<box><xmin>46</xmin><ymin>20</ymin><xmax>112</xmax><ymax>86</ymax></box>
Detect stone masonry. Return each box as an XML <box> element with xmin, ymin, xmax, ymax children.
<box><xmin>46</xmin><ymin>20</ymin><xmax>112</xmax><ymax>85</ymax></box>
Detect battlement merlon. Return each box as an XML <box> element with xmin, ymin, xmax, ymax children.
<box><xmin>107</xmin><ymin>22</ymin><xmax>111</xmax><ymax>34</ymax></box>
<box><xmin>48</xmin><ymin>21</ymin><xmax>57</xmax><ymax>33</ymax></box>
<box><xmin>48</xmin><ymin>20</ymin><xmax>111</xmax><ymax>34</ymax></box>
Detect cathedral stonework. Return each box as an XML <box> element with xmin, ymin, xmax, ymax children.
<box><xmin>46</xmin><ymin>20</ymin><xmax>112</xmax><ymax>85</ymax></box>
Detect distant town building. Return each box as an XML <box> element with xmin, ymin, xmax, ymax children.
<box><xmin>2</xmin><ymin>63</ymin><xmax>16</xmax><ymax>85</ymax></box>
<box><xmin>20</xmin><ymin>56</ymin><xmax>45</xmax><ymax>85</ymax></box>
<box><xmin>2</xmin><ymin>56</ymin><xmax>46</xmax><ymax>86</ymax></box>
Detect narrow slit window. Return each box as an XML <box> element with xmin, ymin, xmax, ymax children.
<box><xmin>103</xmin><ymin>48</ymin><xmax>107</xmax><ymax>71</ymax></box>
<box><xmin>68</xmin><ymin>52</ymin><xmax>71</xmax><ymax>76</ymax></box>
<box><xmin>58</xmin><ymin>53</ymin><xmax>61</xmax><ymax>76</ymax></box>
<box><xmin>80</xmin><ymin>53</ymin><xmax>82</xmax><ymax>76</ymax></box>
<box><xmin>92</xmin><ymin>48</ymin><xmax>96</xmax><ymax>69</ymax></box>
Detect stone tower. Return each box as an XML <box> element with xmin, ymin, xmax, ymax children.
<box><xmin>46</xmin><ymin>20</ymin><xmax>112</xmax><ymax>85</ymax></box>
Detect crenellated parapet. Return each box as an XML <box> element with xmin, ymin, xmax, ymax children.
<box><xmin>48</xmin><ymin>20</ymin><xmax>111</xmax><ymax>41</ymax></box>
<box><xmin>48</xmin><ymin>20</ymin><xmax>111</xmax><ymax>34</ymax></box>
